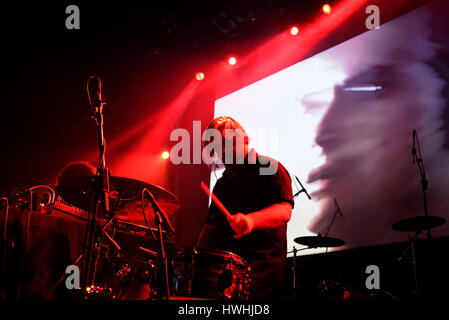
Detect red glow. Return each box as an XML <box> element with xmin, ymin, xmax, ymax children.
<box><xmin>161</xmin><ymin>151</ymin><xmax>170</xmax><ymax>159</ymax></box>
<box><xmin>110</xmin><ymin>79</ymin><xmax>201</xmax><ymax>184</ymax></box>
<box><xmin>322</xmin><ymin>4</ymin><xmax>332</xmax><ymax>14</ymax></box>
<box><xmin>290</xmin><ymin>26</ymin><xmax>299</xmax><ymax>36</ymax></box>
<box><xmin>216</xmin><ymin>0</ymin><xmax>366</xmax><ymax>99</ymax></box>
<box><xmin>228</xmin><ymin>56</ymin><xmax>237</xmax><ymax>66</ymax></box>
<box><xmin>195</xmin><ymin>72</ymin><xmax>205</xmax><ymax>81</ymax></box>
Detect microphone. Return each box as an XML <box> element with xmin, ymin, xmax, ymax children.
<box><xmin>412</xmin><ymin>129</ymin><xmax>417</xmax><ymax>164</ymax></box>
<box><xmin>294</xmin><ymin>176</ymin><xmax>312</xmax><ymax>200</ymax></box>
<box><xmin>334</xmin><ymin>198</ymin><xmax>343</xmax><ymax>217</ymax></box>
<box><xmin>143</xmin><ymin>188</ymin><xmax>175</xmax><ymax>235</ymax></box>
<box><xmin>88</xmin><ymin>76</ymin><xmax>105</xmax><ymax>110</ymax></box>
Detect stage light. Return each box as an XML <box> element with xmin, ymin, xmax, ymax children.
<box><xmin>322</xmin><ymin>4</ymin><xmax>332</xmax><ymax>14</ymax></box>
<box><xmin>161</xmin><ymin>151</ymin><xmax>170</xmax><ymax>160</ymax></box>
<box><xmin>228</xmin><ymin>56</ymin><xmax>237</xmax><ymax>66</ymax></box>
<box><xmin>290</xmin><ymin>26</ymin><xmax>299</xmax><ymax>36</ymax></box>
<box><xmin>195</xmin><ymin>72</ymin><xmax>205</xmax><ymax>81</ymax></box>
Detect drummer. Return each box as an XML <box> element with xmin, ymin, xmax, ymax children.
<box><xmin>198</xmin><ymin>117</ymin><xmax>294</xmax><ymax>300</ymax></box>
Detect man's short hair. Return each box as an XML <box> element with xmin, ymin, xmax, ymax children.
<box><xmin>206</xmin><ymin>116</ymin><xmax>249</xmax><ymax>144</ymax></box>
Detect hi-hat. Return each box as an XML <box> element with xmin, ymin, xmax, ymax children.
<box><xmin>392</xmin><ymin>216</ymin><xmax>446</xmax><ymax>232</ymax></box>
<box><xmin>294</xmin><ymin>235</ymin><xmax>345</xmax><ymax>248</ymax></box>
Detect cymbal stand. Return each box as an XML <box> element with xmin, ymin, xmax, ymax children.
<box><xmin>288</xmin><ymin>246</ymin><xmax>309</xmax><ymax>298</ymax></box>
<box><xmin>397</xmin><ymin>231</ymin><xmax>421</xmax><ymax>296</ymax></box>
<box><xmin>143</xmin><ymin>188</ymin><xmax>175</xmax><ymax>300</ymax></box>
<box><xmin>292</xmin><ymin>246</ymin><xmax>297</xmax><ymax>297</ymax></box>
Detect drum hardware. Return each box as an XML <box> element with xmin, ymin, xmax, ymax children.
<box><xmin>57</xmin><ymin>176</ymin><xmax>180</xmax><ymax>225</ymax></box>
<box><xmin>141</xmin><ymin>187</ymin><xmax>175</xmax><ymax>300</ymax></box>
<box><xmin>293</xmin><ymin>198</ymin><xmax>344</xmax><ymax>248</ymax></box>
<box><xmin>287</xmin><ymin>246</ymin><xmax>318</xmax><ymax>297</ymax></box>
<box><xmin>388</xmin><ymin>129</ymin><xmax>447</xmax><ymax>297</ymax></box>
<box><xmin>91</xmin><ymin>236</ymin><xmax>161</xmax><ymax>300</ymax></box>
<box><xmin>391</xmin><ymin>217</ymin><xmax>446</xmax><ymax>297</ymax></box>
<box><xmin>292</xmin><ymin>201</ymin><xmax>346</xmax><ymax>300</ymax></box>
<box><xmin>408</xmin><ymin>129</ymin><xmax>446</xmax><ymax>239</ymax></box>
<box><xmin>217</xmin><ymin>257</ymin><xmax>235</xmax><ymax>296</ymax></box>
<box><xmin>85</xmin><ymin>284</ymin><xmax>114</xmax><ymax>300</ymax></box>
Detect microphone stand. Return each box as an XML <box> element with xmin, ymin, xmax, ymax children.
<box><xmin>143</xmin><ymin>188</ymin><xmax>175</xmax><ymax>300</ymax></box>
<box><xmin>324</xmin><ymin>198</ymin><xmax>342</xmax><ymax>238</ymax></box>
<box><xmin>82</xmin><ymin>76</ymin><xmax>111</xmax><ymax>297</ymax></box>
<box><xmin>412</xmin><ymin>130</ymin><xmax>431</xmax><ymax>239</ymax></box>
<box><xmin>293</xmin><ymin>175</ymin><xmax>311</xmax><ymax>200</ymax></box>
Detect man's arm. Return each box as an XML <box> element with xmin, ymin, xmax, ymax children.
<box><xmin>229</xmin><ymin>202</ymin><xmax>292</xmax><ymax>239</ymax></box>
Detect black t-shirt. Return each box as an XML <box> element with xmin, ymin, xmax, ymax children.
<box><xmin>204</xmin><ymin>150</ymin><xmax>294</xmax><ymax>299</ymax></box>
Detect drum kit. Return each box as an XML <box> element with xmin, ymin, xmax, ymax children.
<box><xmin>1</xmin><ymin>175</ymin><xmax>251</xmax><ymax>300</ymax></box>
<box><xmin>288</xmin><ymin>214</ymin><xmax>445</xmax><ymax>299</ymax></box>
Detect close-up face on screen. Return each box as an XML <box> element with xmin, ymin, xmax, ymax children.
<box><xmin>2</xmin><ymin>0</ymin><xmax>449</xmax><ymax>309</ymax></box>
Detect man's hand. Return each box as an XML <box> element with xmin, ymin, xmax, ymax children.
<box><xmin>227</xmin><ymin>203</ymin><xmax>292</xmax><ymax>239</ymax></box>
<box><xmin>229</xmin><ymin>213</ymin><xmax>254</xmax><ymax>239</ymax></box>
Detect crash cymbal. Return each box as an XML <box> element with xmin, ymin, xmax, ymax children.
<box><xmin>57</xmin><ymin>175</ymin><xmax>180</xmax><ymax>225</ymax></box>
<box><xmin>392</xmin><ymin>216</ymin><xmax>446</xmax><ymax>232</ymax></box>
<box><xmin>294</xmin><ymin>235</ymin><xmax>345</xmax><ymax>248</ymax></box>
<box><xmin>110</xmin><ymin>177</ymin><xmax>180</xmax><ymax>225</ymax></box>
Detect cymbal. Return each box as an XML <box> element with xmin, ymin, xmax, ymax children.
<box><xmin>392</xmin><ymin>216</ymin><xmax>446</xmax><ymax>232</ymax></box>
<box><xmin>294</xmin><ymin>235</ymin><xmax>345</xmax><ymax>248</ymax></box>
<box><xmin>57</xmin><ymin>175</ymin><xmax>180</xmax><ymax>225</ymax></box>
<box><xmin>110</xmin><ymin>177</ymin><xmax>180</xmax><ymax>225</ymax></box>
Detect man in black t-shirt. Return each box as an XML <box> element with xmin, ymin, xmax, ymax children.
<box><xmin>198</xmin><ymin>117</ymin><xmax>294</xmax><ymax>300</ymax></box>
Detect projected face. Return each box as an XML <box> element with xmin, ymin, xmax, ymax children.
<box><xmin>307</xmin><ymin>65</ymin><xmax>443</xmax><ymax>248</ymax></box>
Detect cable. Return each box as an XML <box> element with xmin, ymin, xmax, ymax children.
<box><xmin>86</xmin><ymin>75</ymin><xmax>99</xmax><ymax>118</ymax></box>
<box><xmin>1</xmin><ymin>197</ymin><xmax>8</xmax><ymax>243</ymax></box>
<box><xmin>141</xmin><ymin>188</ymin><xmax>158</xmax><ymax>241</ymax></box>
<box><xmin>28</xmin><ymin>185</ymin><xmax>56</xmax><ymax>204</ymax></box>
<box><xmin>16</xmin><ymin>190</ymin><xmax>33</xmax><ymax>299</ymax></box>
<box><xmin>1</xmin><ymin>197</ymin><xmax>9</xmax><ymax>283</ymax></box>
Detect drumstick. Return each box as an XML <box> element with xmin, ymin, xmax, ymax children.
<box><xmin>200</xmin><ymin>181</ymin><xmax>233</xmax><ymax>222</ymax></box>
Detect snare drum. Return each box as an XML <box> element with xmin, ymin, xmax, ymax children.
<box><xmin>170</xmin><ymin>247</ymin><xmax>251</xmax><ymax>300</ymax></box>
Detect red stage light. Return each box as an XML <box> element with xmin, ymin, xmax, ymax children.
<box><xmin>195</xmin><ymin>72</ymin><xmax>205</xmax><ymax>81</ymax></box>
<box><xmin>161</xmin><ymin>151</ymin><xmax>170</xmax><ymax>160</ymax></box>
<box><xmin>322</xmin><ymin>4</ymin><xmax>332</xmax><ymax>14</ymax></box>
<box><xmin>228</xmin><ymin>56</ymin><xmax>237</xmax><ymax>66</ymax></box>
<box><xmin>290</xmin><ymin>26</ymin><xmax>299</xmax><ymax>36</ymax></box>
